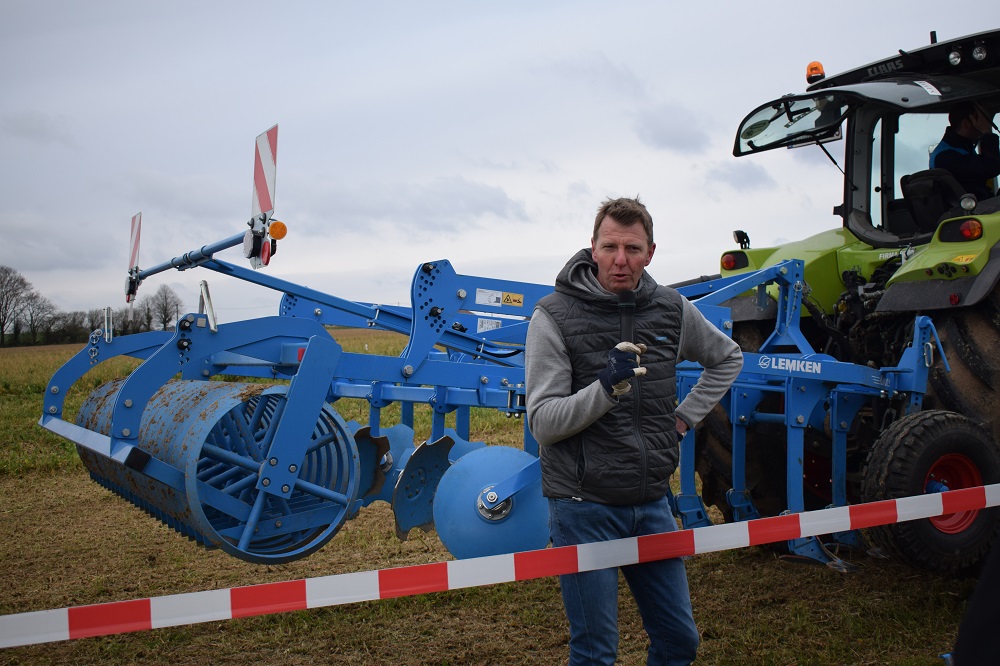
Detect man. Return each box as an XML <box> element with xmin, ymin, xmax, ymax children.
<box><xmin>525</xmin><ymin>197</ymin><xmax>742</xmax><ymax>665</ymax></box>
<box><xmin>929</xmin><ymin>101</ymin><xmax>1000</xmax><ymax>201</ymax></box>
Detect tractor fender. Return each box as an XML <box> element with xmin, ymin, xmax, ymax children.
<box><xmin>877</xmin><ymin>239</ymin><xmax>1000</xmax><ymax>313</ymax></box>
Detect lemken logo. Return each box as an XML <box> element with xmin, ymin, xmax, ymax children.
<box><xmin>868</xmin><ymin>58</ymin><xmax>905</xmax><ymax>77</ymax></box>
<box><xmin>757</xmin><ymin>356</ymin><xmax>823</xmax><ymax>374</ymax></box>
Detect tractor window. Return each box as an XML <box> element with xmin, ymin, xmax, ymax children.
<box><xmin>874</xmin><ymin>112</ymin><xmax>950</xmax><ymax>236</ymax></box>
<box><xmin>736</xmin><ymin>93</ymin><xmax>849</xmax><ymax>154</ymax></box>
<box><xmin>894</xmin><ymin>113</ymin><xmax>949</xmax><ymax>188</ymax></box>
<box><xmin>870</xmin><ymin>118</ymin><xmax>883</xmax><ymax>229</ymax></box>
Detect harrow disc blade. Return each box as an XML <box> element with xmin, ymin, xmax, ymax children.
<box><xmin>358</xmin><ymin>424</ymin><xmax>419</xmax><ymax>508</ymax></box>
<box><xmin>432</xmin><ymin>446</ymin><xmax>548</xmax><ymax>559</ymax></box>
<box><xmin>391</xmin><ymin>435</ymin><xmax>455</xmax><ymax>539</ymax></box>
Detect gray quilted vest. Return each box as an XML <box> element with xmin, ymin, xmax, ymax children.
<box><xmin>535</xmin><ymin>283</ymin><xmax>683</xmax><ymax>505</ymax></box>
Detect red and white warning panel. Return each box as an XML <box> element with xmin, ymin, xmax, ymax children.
<box><xmin>251</xmin><ymin>124</ymin><xmax>278</xmax><ymax>220</ymax></box>
<box><xmin>245</xmin><ymin>124</ymin><xmax>279</xmax><ymax>270</ymax></box>
<box><xmin>2</xmin><ymin>483</ymin><xmax>997</xmax><ymax>649</ymax></box>
<box><xmin>125</xmin><ymin>212</ymin><xmax>142</xmax><ymax>303</ymax></box>
<box><xmin>128</xmin><ymin>212</ymin><xmax>141</xmax><ymax>273</ymax></box>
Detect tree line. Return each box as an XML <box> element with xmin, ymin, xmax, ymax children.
<box><xmin>0</xmin><ymin>265</ymin><xmax>185</xmax><ymax>347</ymax></box>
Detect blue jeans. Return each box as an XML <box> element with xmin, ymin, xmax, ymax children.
<box><xmin>548</xmin><ymin>495</ymin><xmax>698</xmax><ymax>666</ymax></box>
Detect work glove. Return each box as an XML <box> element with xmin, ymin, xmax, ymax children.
<box><xmin>598</xmin><ymin>342</ymin><xmax>647</xmax><ymax>397</ymax></box>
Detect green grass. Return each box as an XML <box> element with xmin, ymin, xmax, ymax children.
<box><xmin>0</xmin><ymin>332</ymin><xmax>980</xmax><ymax>665</ymax></box>
<box><xmin>0</xmin><ymin>344</ymin><xmax>142</xmax><ymax>475</ymax></box>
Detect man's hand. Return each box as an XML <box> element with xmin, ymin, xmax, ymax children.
<box><xmin>598</xmin><ymin>341</ymin><xmax>648</xmax><ymax>396</ymax></box>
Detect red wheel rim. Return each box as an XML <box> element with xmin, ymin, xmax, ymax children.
<box><xmin>925</xmin><ymin>453</ymin><xmax>983</xmax><ymax>533</ymax></box>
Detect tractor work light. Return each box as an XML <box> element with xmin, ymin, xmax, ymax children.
<box><xmin>973</xmin><ymin>42</ymin><xmax>988</xmax><ymax>61</ymax></box>
<box><xmin>939</xmin><ymin>218</ymin><xmax>983</xmax><ymax>242</ymax></box>
<box><xmin>949</xmin><ymin>48</ymin><xmax>963</xmax><ymax>66</ymax></box>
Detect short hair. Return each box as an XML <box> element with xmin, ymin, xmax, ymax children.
<box><xmin>949</xmin><ymin>101</ymin><xmax>984</xmax><ymax>127</ymax></box>
<box><xmin>592</xmin><ymin>197</ymin><xmax>654</xmax><ymax>245</ymax></box>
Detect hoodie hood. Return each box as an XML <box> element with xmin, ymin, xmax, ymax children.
<box><xmin>555</xmin><ymin>248</ymin><xmax>658</xmax><ymax>306</ymax></box>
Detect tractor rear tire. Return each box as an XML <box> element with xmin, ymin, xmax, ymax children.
<box><xmin>925</xmin><ymin>294</ymin><xmax>1000</xmax><ymax>445</ymax></box>
<box><xmin>694</xmin><ymin>321</ymin><xmax>787</xmax><ymax>520</ymax></box>
<box><xmin>861</xmin><ymin>410</ymin><xmax>1000</xmax><ymax>575</ymax></box>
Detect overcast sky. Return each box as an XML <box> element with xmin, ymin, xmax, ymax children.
<box><xmin>0</xmin><ymin>2</ymin><xmax>991</xmax><ymax>322</ymax></box>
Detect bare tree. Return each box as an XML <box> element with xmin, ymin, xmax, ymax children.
<box><xmin>49</xmin><ymin>311</ymin><xmax>87</xmax><ymax>344</ymax></box>
<box><xmin>115</xmin><ymin>303</ymin><xmax>151</xmax><ymax>335</ymax></box>
<box><xmin>150</xmin><ymin>284</ymin><xmax>184</xmax><ymax>331</ymax></box>
<box><xmin>22</xmin><ymin>291</ymin><xmax>57</xmax><ymax>345</ymax></box>
<box><xmin>0</xmin><ymin>266</ymin><xmax>32</xmax><ymax>347</ymax></box>
<box><xmin>114</xmin><ymin>306</ymin><xmax>133</xmax><ymax>335</ymax></box>
<box><xmin>57</xmin><ymin>310</ymin><xmax>90</xmax><ymax>342</ymax></box>
<box><xmin>41</xmin><ymin>310</ymin><xmax>60</xmax><ymax>343</ymax></box>
<box><xmin>86</xmin><ymin>308</ymin><xmax>105</xmax><ymax>333</ymax></box>
<box><xmin>136</xmin><ymin>297</ymin><xmax>154</xmax><ymax>332</ymax></box>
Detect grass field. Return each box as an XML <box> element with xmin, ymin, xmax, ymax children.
<box><xmin>0</xmin><ymin>335</ymin><xmax>979</xmax><ymax>665</ymax></box>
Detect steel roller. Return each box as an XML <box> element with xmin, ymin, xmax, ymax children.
<box><xmin>76</xmin><ymin>379</ymin><xmax>360</xmax><ymax>563</ymax></box>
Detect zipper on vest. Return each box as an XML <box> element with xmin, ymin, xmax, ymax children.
<box><xmin>633</xmin><ymin>379</ymin><xmax>647</xmax><ymax>500</ymax></box>
<box><xmin>618</xmin><ymin>289</ymin><xmax>646</xmax><ymax>501</ymax></box>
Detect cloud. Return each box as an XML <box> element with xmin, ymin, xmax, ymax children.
<box><xmin>541</xmin><ymin>51</ymin><xmax>647</xmax><ymax>100</ymax></box>
<box><xmin>294</xmin><ymin>176</ymin><xmax>528</xmax><ymax>238</ymax></box>
<box><xmin>633</xmin><ymin>103</ymin><xmax>711</xmax><ymax>153</ymax></box>
<box><xmin>123</xmin><ymin>168</ymin><xmax>244</xmax><ymax>230</ymax></box>
<box><xmin>788</xmin><ymin>141</ymin><xmax>845</xmax><ymax>169</ymax></box>
<box><xmin>9</xmin><ymin>225</ymin><xmax>108</xmax><ymax>272</ymax></box>
<box><xmin>566</xmin><ymin>180</ymin><xmax>592</xmax><ymax>199</ymax></box>
<box><xmin>1</xmin><ymin>110</ymin><xmax>76</xmax><ymax>148</ymax></box>
<box><xmin>705</xmin><ymin>160</ymin><xmax>777</xmax><ymax>192</ymax></box>
<box><xmin>1</xmin><ymin>1</ymin><xmax>986</xmax><ymax>317</ymax></box>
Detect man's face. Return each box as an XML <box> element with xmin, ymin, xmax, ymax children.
<box><xmin>591</xmin><ymin>215</ymin><xmax>655</xmax><ymax>293</ymax></box>
<box><xmin>965</xmin><ymin>104</ymin><xmax>993</xmax><ymax>137</ymax></box>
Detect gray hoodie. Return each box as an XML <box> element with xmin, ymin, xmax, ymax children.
<box><xmin>525</xmin><ymin>248</ymin><xmax>742</xmax><ymax>502</ymax></box>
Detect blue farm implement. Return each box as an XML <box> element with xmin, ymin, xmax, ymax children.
<box><xmin>39</xmin><ymin>120</ymin><xmax>993</xmax><ymax>573</ymax></box>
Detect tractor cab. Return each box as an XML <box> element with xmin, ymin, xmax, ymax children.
<box><xmin>718</xmin><ymin>29</ymin><xmax>1000</xmax><ymax>320</ymax></box>
<box><xmin>734</xmin><ymin>29</ymin><xmax>1000</xmax><ymax>251</ymax></box>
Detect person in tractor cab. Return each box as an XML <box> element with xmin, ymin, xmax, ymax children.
<box><xmin>929</xmin><ymin>101</ymin><xmax>1000</xmax><ymax>201</ymax></box>
<box><xmin>524</xmin><ymin>196</ymin><xmax>743</xmax><ymax>666</ymax></box>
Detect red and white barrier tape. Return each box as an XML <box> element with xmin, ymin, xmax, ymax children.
<box><xmin>3</xmin><ymin>484</ymin><xmax>999</xmax><ymax>649</ymax></box>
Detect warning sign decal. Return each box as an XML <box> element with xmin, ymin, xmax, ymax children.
<box><xmin>475</xmin><ymin>289</ymin><xmax>524</xmax><ymax>308</ymax></box>
<box><xmin>501</xmin><ymin>292</ymin><xmax>523</xmax><ymax>307</ymax></box>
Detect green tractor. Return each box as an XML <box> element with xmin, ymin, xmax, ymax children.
<box><xmin>692</xmin><ymin>29</ymin><xmax>1000</xmax><ymax>574</ymax></box>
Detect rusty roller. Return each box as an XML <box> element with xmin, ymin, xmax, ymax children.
<box><xmin>75</xmin><ymin>379</ymin><xmax>360</xmax><ymax>564</ymax></box>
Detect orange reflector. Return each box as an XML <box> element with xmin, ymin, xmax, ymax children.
<box><xmin>721</xmin><ymin>254</ymin><xmax>737</xmax><ymax>271</ymax></box>
<box><xmin>269</xmin><ymin>220</ymin><xmax>288</xmax><ymax>240</ymax></box>
<box><xmin>806</xmin><ymin>61</ymin><xmax>826</xmax><ymax>84</ymax></box>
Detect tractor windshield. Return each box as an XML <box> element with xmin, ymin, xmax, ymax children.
<box><xmin>734</xmin><ymin>76</ymin><xmax>998</xmax><ymax>158</ymax></box>
<box><xmin>735</xmin><ymin>93</ymin><xmax>850</xmax><ymax>155</ymax></box>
